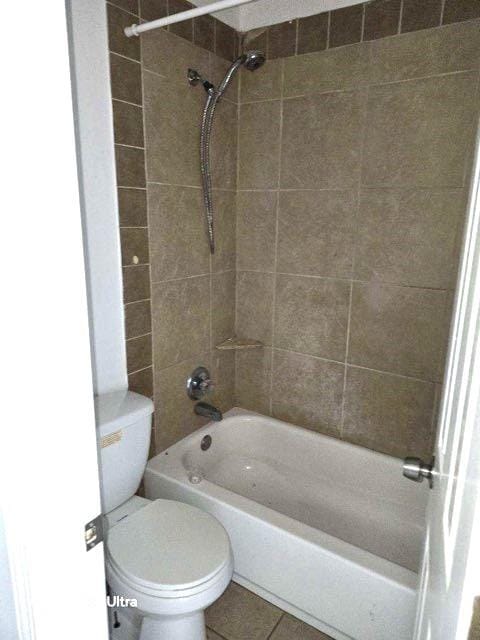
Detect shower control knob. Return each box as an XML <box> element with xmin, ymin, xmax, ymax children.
<box><xmin>403</xmin><ymin>457</ymin><xmax>435</xmax><ymax>488</ymax></box>
<box><xmin>186</xmin><ymin>366</ymin><xmax>214</xmax><ymax>400</ymax></box>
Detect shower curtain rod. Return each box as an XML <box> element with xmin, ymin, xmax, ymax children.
<box><xmin>124</xmin><ymin>0</ymin><xmax>256</xmax><ymax>37</ymax></box>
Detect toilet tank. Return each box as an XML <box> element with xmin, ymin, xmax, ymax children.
<box><xmin>95</xmin><ymin>390</ymin><xmax>154</xmax><ymax>514</ymax></box>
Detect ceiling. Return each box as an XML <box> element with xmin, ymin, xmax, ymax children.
<box><xmin>191</xmin><ymin>0</ymin><xmax>364</xmax><ymax>32</ymax></box>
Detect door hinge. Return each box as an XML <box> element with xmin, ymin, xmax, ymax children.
<box><xmin>85</xmin><ymin>514</ymin><xmax>104</xmax><ymax>551</ymax></box>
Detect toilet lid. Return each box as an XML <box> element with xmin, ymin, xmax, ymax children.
<box><xmin>106</xmin><ymin>499</ymin><xmax>231</xmax><ymax>592</ymax></box>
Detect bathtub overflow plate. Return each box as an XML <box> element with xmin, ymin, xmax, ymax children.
<box><xmin>201</xmin><ymin>435</ymin><xmax>212</xmax><ymax>451</ymax></box>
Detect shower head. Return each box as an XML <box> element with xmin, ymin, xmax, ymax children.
<box><xmin>216</xmin><ymin>49</ymin><xmax>265</xmax><ymax>96</ymax></box>
<box><xmin>243</xmin><ymin>50</ymin><xmax>266</xmax><ymax>71</ymax></box>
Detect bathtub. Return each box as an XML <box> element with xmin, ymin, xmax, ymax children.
<box><xmin>144</xmin><ymin>409</ymin><xmax>428</xmax><ymax>640</ymax></box>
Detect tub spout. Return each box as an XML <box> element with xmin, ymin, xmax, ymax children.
<box><xmin>194</xmin><ymin>402</ymin><xmax>223</xmax><ymax>421</ymax></box>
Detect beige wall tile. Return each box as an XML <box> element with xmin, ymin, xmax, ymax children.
<box><xmin>112</xmin><ymin>99</ymin><xmax>144</xmax><ymax>148</ymax></box>
<box><xmin>215</xmin><ymin>20</ymin><xmax>236</xmax><ymax>61</ymax></box>
<box><xmin>213</xmin><ymin>351</ymin><xmax>236</xmax><ymax>412</ymax></box>
<box><xmin>110</xmin><ymin>53</ymin><xmax>142</xmax><ymax>105</ymax></box>
<box><xmin>152</xmin><ymin>276</ymin><xmax>210</xmax><ymax>368</ymax></box>
<box><xmin>143</xmin><ymin>70</ymin><xmax>203</xmax><ymax>185</ymax></box>
<box><xmin>240</xmin><ymin>59</ymin><xmax>283</xmax><ymax>103</ymax></box>
<box><xmin>329</xmin><ymin>4</ymin><xmax>363</xmax><ymax>48</ymax></box>
<box><xmin>206</xmin><ymin>582</ymin><xmax>282</xmax><ymax>640</ymax></box>
<box><xmin>112</xmin><ymin>0</ymin><xmax>139</xmax><ymax>15</ymax></box>
<box><xmin>237</xmin><ymin>191</ymin><xmax>277</xmax><ymax>272</ymax></box>
<box><xmin>123</xmin><ymin>265</ymin><xmax>151</xmax><ymax>303</ymax></box>
<box><xmin>118</xmin><ymin>188</ymin><xmax>147</xmax><ymax>227</ymax></box>
<box><xmin>283</xmin><ymin>43</ymin><xmax>369</xmax><ymax>97</ymax></box>
<box><xmin>349</xmin><ymin>282</ymin><xmax>449</xmax><ymax>381</ymax></box>
<box><xmin>277</xmin><ymin>190</ymin><xmax>355</xmax><ymax>278</ymax></box>
<box><xmin>235</xmin><ymin>348</ymin><xmax>272</xmax><ymax>415</ymax></box>
<box><xmin>281</xmin><ymin>91</ymin><xmax>363</xmax><ymax>189</ymax></box>
<box><xmin>343</xmin><ymin>366</ymin><xmax>435</xmax><ymax>458</ymax></box>
<box><xmin>125</xmin><ymin>299</ymin><xmax>152</xmax><ymax>339</ymax></box>
<box><xmin>236</xmin><ymin>271</ymin><xmax>275</xmax><ymax>345</ymax></box>
<box><xmin>154</xmin><ymin>351</ymin><xmax>234</xmax><ymax>451</ymax></box>
<box><xmin>211</xmin><ymin>190</ymin><xmax>237</xmax><ymax>273</ymax></box>
<box><xmin>370</xmin><ymin>20</ymin><xmax>480</xmax><ymax>83</ymax></box>
<box><xmin>169</xmin><ymin>0</ymin><xmax>194</xmax><ymax>42</ymax></box>
<box><xmin>212</xmin><ymin>271</ymin><xmax>236</xmax><ymax>346</ymax></box>
<box><xmin>154</xmin><ymin>355</ymin><xmax>212</xmax><ymax>451</ymax></box>
<box><xmin>401</xmin><ymin>0</ymin><xmax>442</xmax><ymax>33</ymax></box>
<box><xmin>115</xmin><ymin>144</ymin><xmax>146</xmax><ymax>187</ymax></box>
<box><xmin>272</xmin><ymin>350</ymin><xmax>344</xmax><ymax>436</ymax></box>
<box><xmin>142</xmin><ymin>26</ymin><xmax>210</xmax><ymax>79</ymax></box>
<box><xmin>268</xmin><ymin>21</ymin><xmax>297</xmax><ymax>60</ymax></box>
<box><xmin>274</xmin><ymin>275</ymin><xmax>350</xmax><ymax>362</ymax></box>
<box><xmin>355</xmin><ymin>188</ymin><xmax>465</xmax><ymax>288</ymax></box>
<box><xmin>362</xmin><ymin>73</ymin><xmax>477</xmax><ymax>188</ymax></box>
<box><xmin>239</xmin><ymin>100</ymin><xmax>282</xmax><ymax>189</ymax></box>
<box><xmin>148</xmin><ymin>184</ymin><xmax>209</xmax><ymax>281</ymax></box>
<box><xmin>126</xmin><ymin>333</ymin><xmax>152</xmax><ymax>373</ymax></box>
<box><xmin>297</xmin><ymin>14</ymin><xmax>329</xmax><ymax>56</ymax></box>
<box><xmin>194</xmin><ymin>14</ymin><xmax>215</xmax><ymax>53</ymax></box>
<box><xmin>363</xmin><ymin>0</ymin><xmax>401</xmax><ymax>41</ymax></box>
<box><xmin>443</xmin><ymin>0</ymin><xmax>480</xmax><ymax>24</ymax></box>
<box><xmin>107</xmin><ymin>3</ymin><xmax>141</xmax><ymax>60</ymax></box>
<box><xmin>211</xmin><ymin>98</ymin><xmax>238</xmax><ymax>190</ymax></box>
<box><xmin>120</xmin><ymin>227</ymin><xmax>149</xmax><ymax>266</ymax></box>
<box><xmin>128</xmin><ymin>366</ymin><xmax>153</xmax><ymax>398</ymax></box>
<box><xmin>139</xmin><ymin>0</ymin><xmax>167</xmax><ymax>21</ymax></box>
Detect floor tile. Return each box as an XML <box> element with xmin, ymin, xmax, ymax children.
<box><xmin>270</xmin><ymin>613</ymin><xmax>334</xmax><ymax>640</ymax></box>
<box><xmin>206</xmin><ymin>582</ymin><xmax>283</xmax><ymax>640</ymax></box>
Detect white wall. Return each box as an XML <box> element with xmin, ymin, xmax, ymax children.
<box><xmin>68</xmin><ymin>0</ymin><xmax>128</xmax><ymax>395</ymax></box>
<box><xmin>0</xmin><ymin>513</ymin><xmax>17</xmax><ymax>640</ymax></box>
<box><xmin>191</xmin><ymin>0</ymin><xmax>364</xmax><ymax>31</ymax></box>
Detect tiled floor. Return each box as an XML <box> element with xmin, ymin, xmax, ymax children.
<box><xmin>206</xmin><ymin>582</ymin><xmax>333</xmax><ymax>640</ymax></box>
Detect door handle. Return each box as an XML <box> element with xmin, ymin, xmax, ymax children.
<box><xmin>403</xmin><ymin>457</ymin><xmax>435</xmax><ymax>488</ymax></box>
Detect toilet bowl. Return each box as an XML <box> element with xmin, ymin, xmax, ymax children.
<box><xmin>95</xmin><ymin>390</ymin><xmax>233</xmax><ymax>640</ymax></box>
<box><xmin>106</xmin><ymin>498</ymin><xmax>233</xmax><ymax>640</ymax></box>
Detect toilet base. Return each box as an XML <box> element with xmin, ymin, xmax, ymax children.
<box><xmin>139</xmin><ymin>611</ymin><xmax>206</xmax><ymax>640</ymax></box>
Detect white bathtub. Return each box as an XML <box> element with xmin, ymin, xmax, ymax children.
<box><xmin>145</xmin><ymin>409</ymin><xmax>428</xmax><ymax>640</ymax></box>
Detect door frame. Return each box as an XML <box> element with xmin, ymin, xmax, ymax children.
<box><xmin>0</xmin><ymin>1</ymin><xmax>110</xmax><ymax>639</ymax></box>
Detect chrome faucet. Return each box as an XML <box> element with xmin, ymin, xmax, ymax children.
<box><xmin>194</xmin><ymin>402</ymin><xmax>223</xmax><ymax>422</ymax></box>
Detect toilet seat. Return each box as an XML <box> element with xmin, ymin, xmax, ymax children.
<box><xmin>106</xmin><ymin>499</ymin><xmax>231</xmax><ymax>598</ymax></box>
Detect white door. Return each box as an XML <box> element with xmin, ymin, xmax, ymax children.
<box><xmin>0</xmin><ymin>2</ymin><xmax>109</xmax><ymax>639</ymax></box>
<box><xmin>414</xmin><ymin>119</ymin><xmax>480</xmax><ymax>640</ymax></box>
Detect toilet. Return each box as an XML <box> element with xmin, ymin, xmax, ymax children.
<box><xmin>95</xmin><ymin>390</ymin><xmax>233</xmax><ymax>640</ymax></box>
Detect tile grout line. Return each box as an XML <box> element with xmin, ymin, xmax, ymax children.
<box><xmin>360</xmin><ymin>2</ymin><xmax>366</xmax><ymax>42</ymax></box>
<box><xmin>138</xmin><ymin>26</ymin><xmax>156</xmax><ymax>446</ymax></box>
<box><xmin>234</xmin><ymin>269</ymin><xmax>453</xmax><ymax>292</ymax></box>
<box><xmin>440</xmin><ymin>0</ymin><xmax>447</xmax><ymax>25</ymax></box>
<box><xmin>126</xmin><ymin>331</ymin><xmax>152</xmax><ymax>342</ymax></box>
<box><xmin>341</xmin><ymin>85</ymin><xmax>371</xmax><ymax>438</ymax></box>
<box><xmin>398</xmin><ymin>0</ymin><xmax>404</xmax><ymax>34</ymax></box>
<box><xmin>268</xmin><ymin>58</ymin><xmax>285</xmax><ymax>415</ymax></box>
<box><xmin>233</xmin><ymin>63</ymin><xmax>243</xmax><ymax>405</ymax></box>
<box><xmin>266</xmin><ymin>613</ymin><xmax>285</xmax><ymax>639</ymax></box>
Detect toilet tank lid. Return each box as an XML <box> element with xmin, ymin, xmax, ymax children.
<box><xmin>94</xmin><ymin>390</ymin><xmax>154</xmax><ymax>437</ymax></box>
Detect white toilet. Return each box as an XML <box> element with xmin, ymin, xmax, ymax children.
<box><xmin>95</xmin><ymin>390</ymin><xmax>233</xmax><ymax>640</ymax></box>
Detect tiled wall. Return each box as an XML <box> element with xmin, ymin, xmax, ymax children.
<box><xmin>108</xmin><ymin>0</ymin><xmax>480</xmax><ymax>459</ymax></box>
<box><xmin>245</xmin><ymin>0</ymin><xmax>480</xmax><ymax>59</ymax></box>
<box><xmin>235</xmin><ymin>18</ymin><xmax>480</xmax><ymax>459</ymax></box>
<box><xmin>107</xmin><ymin>0</ymin><xmax>238</xmax><ymax>453</ymax></box>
